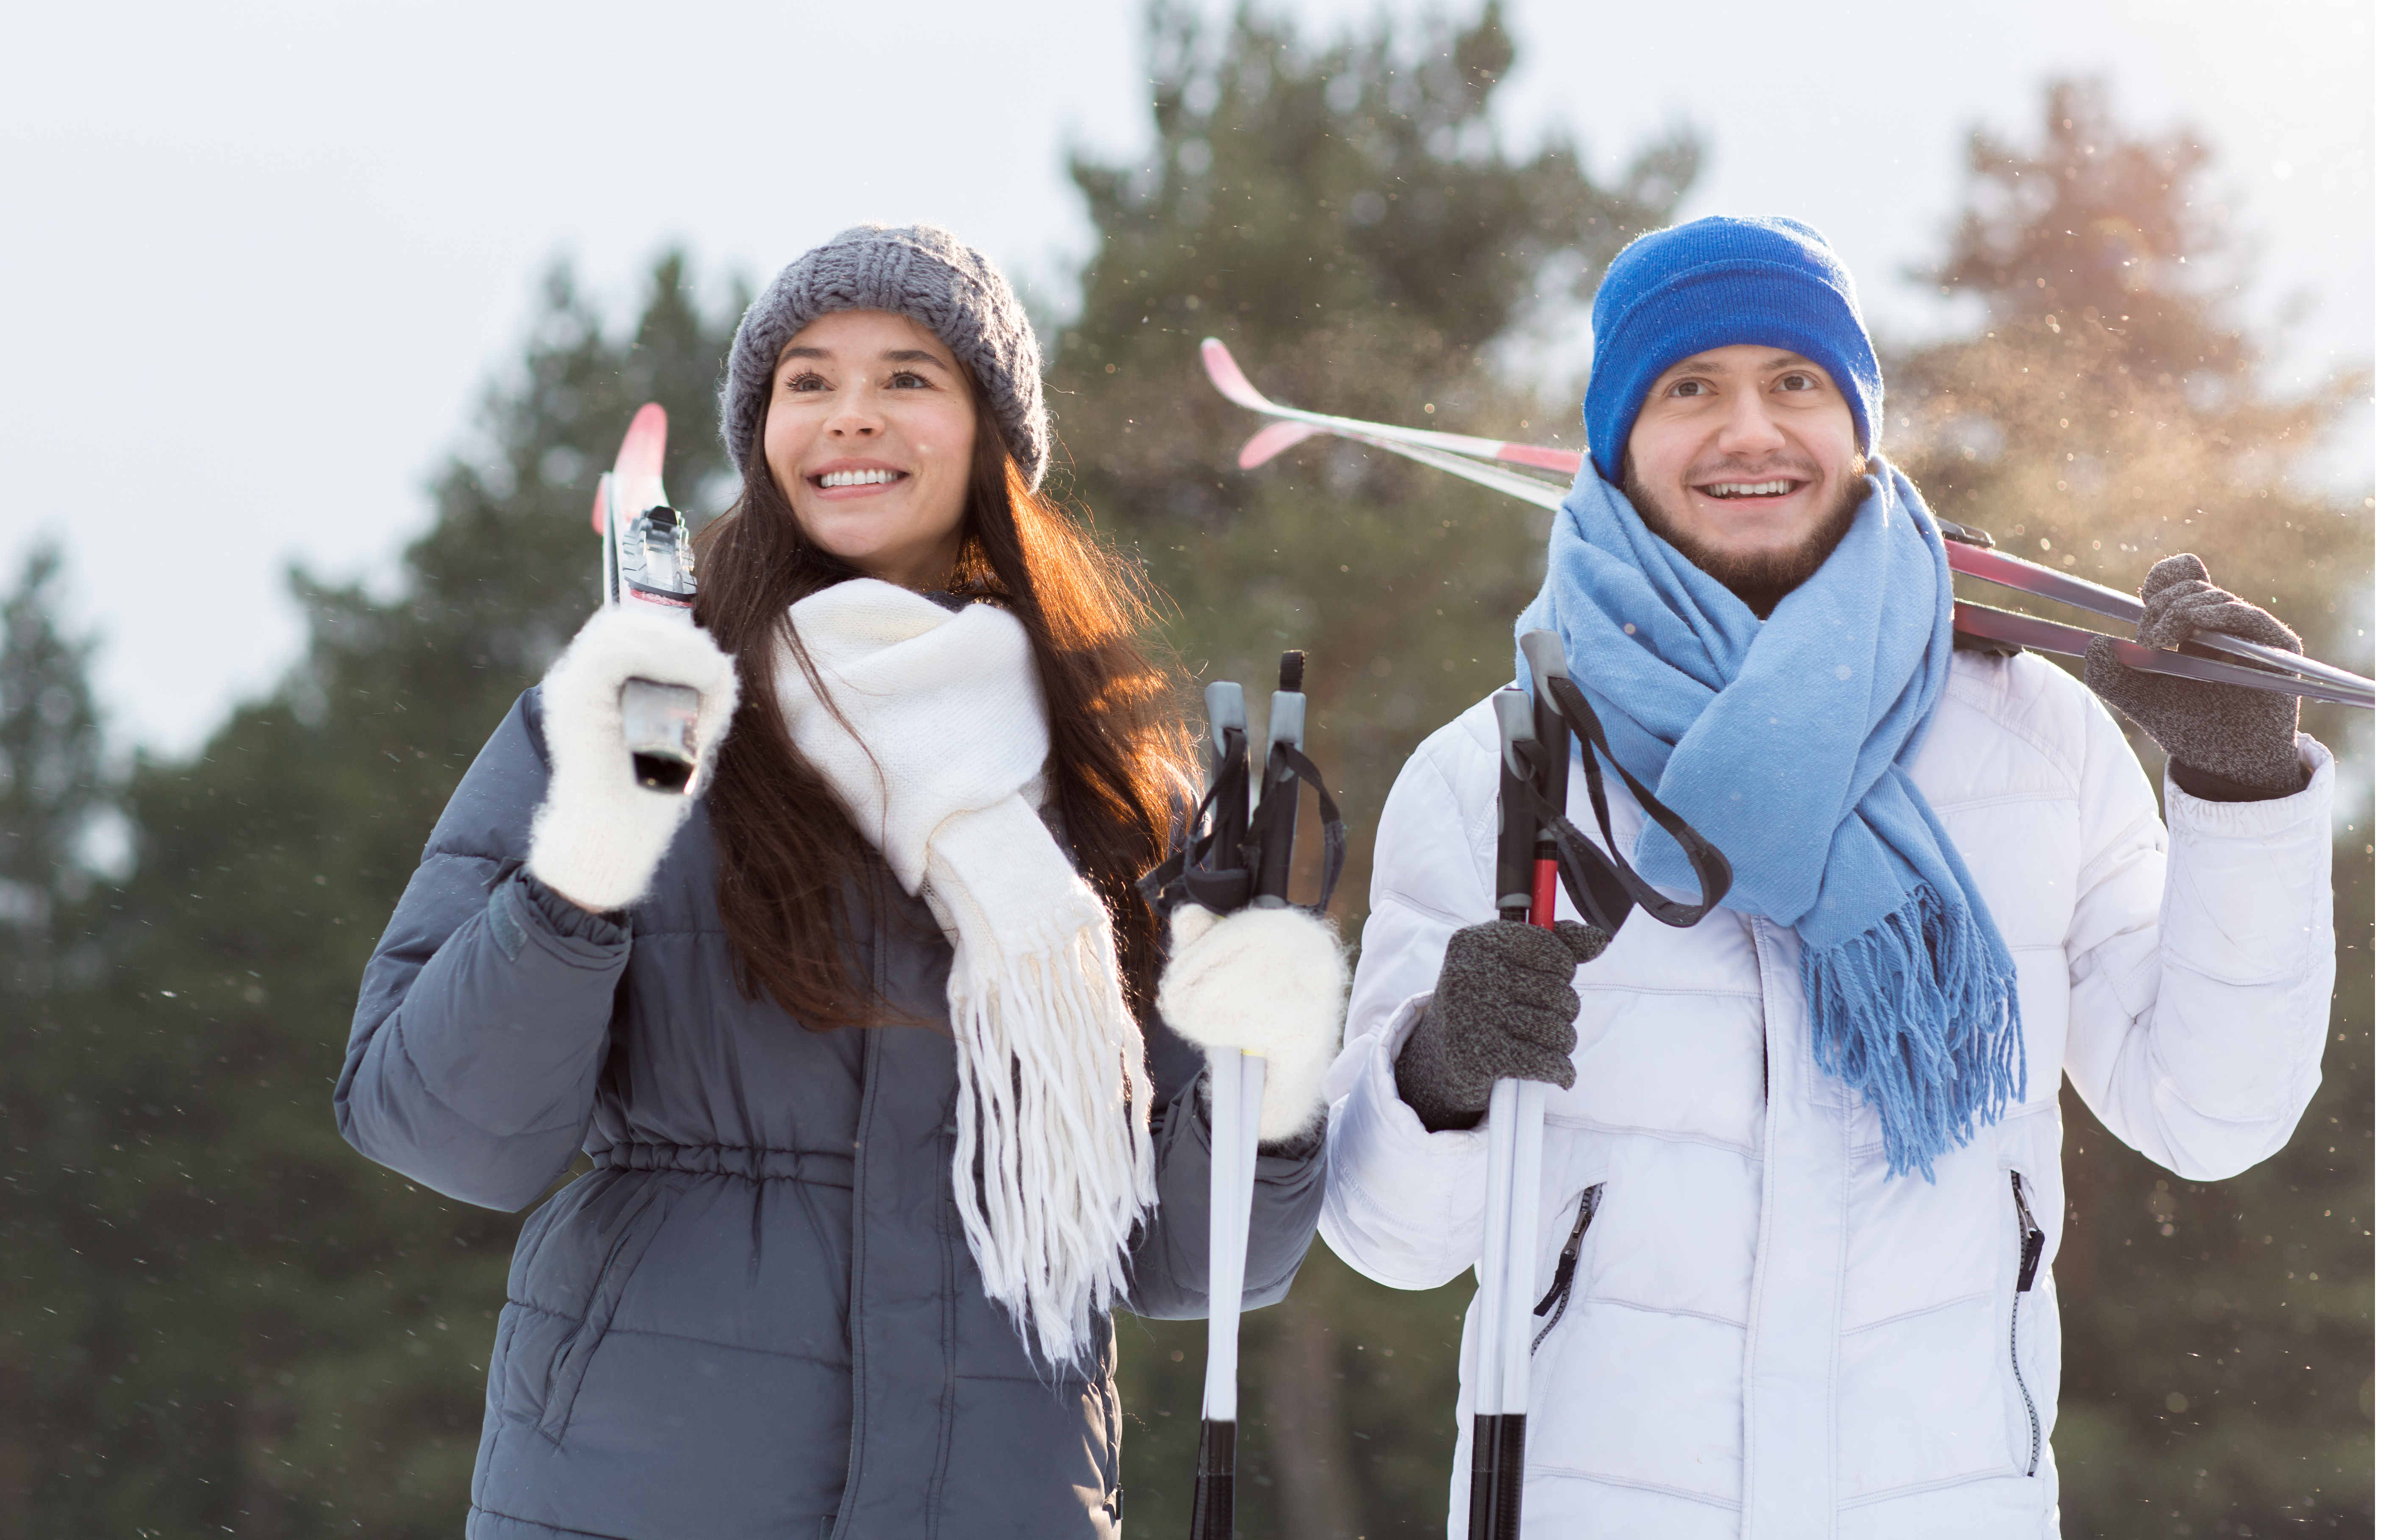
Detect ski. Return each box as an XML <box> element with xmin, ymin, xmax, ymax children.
<box><xmin>1936</xmin><ymin>544</ymin><xmax>2373</xmax><ymax>698</ymax></box>
<box><xmin>1200</xmin><ymin>339</ymin><xmax>2370</xmax><ymax>710</ymax></box>
<box><xmin>589</xmin><ymin>403</ymin><xmax>707</xmax><ymax>791</ymax></box>
<box><xmin>1953</xmin><ymin>602</ymin><xmax>2373</xmax><ymax>709</ymax></box>
<box><xmin>1204</xmin><ymin>338</ymin><xmax>1581</xmax><ymax>476</ymax></box>
<box><xmin>1187</xmin><ymin>675</ymin><xmax>1257</xmax><ymax>1540</ymax></box>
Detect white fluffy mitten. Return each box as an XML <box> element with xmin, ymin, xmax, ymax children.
<box><xmin>527</xmin><ymin>606</ymin><xmax>739</xmax><ymax>911</ymax></box>
<box><xmin>1156</xmin><ymin>904</ymin><xmax>1350</xmax><ymax>1143</ymax></box>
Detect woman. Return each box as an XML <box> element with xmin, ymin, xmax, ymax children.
<box><xmin>335</xmin><ymin>224</ymin><xmax>1348</xmax><ymax>1540</ymax></box>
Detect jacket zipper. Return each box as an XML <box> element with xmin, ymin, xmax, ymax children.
<box><xmin>1529</xmin><ymin>1184</ymin><xmax>1603</xmax><ymax>1353</ymax></box>
<box><xmin>2009</xmin><ymin>1171</ymin><xmax>2046</xmax><ymax>1476</ymax></box>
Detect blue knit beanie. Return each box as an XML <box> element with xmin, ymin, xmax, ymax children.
<box><xmin>1581</xmin><ymin>216</ymin><xmax>1880</xmax><ymax>485</ymax></box>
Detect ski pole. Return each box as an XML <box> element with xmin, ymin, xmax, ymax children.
<box><xmin>1138</xmin><ymin>655</ymin><xmax>1345</xmax><ymax>1540</ymax></box>
<box><xmin>1470</xmin><ymin>656</ymin><xmax>1571</xmax><ymax>1540</ymax></box>
<box><xmin>1188</xmin><ymin>677</ymin><xmax>1258</xmax><ymax>1540</ymax></box>
<box><xmin>1190</xmin><ymin>649</ymin><xmax>1331</xmax><ymax>1540</ymax></box>
<box><xmin>1191</xmin><ymin>652</ymin><xmax>1307</xmax><ymax>1540</ymax></box>
<box><xmin>589</xmin><ymin>403</ymin><xmax>709</xmax><ymax>790</ymax></box>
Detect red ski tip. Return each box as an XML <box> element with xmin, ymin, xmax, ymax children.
<box><xmin>590</xmin><ymin>475</ymin><xmax>608</xmax><ymax>535</ymax></box>
<box><xmin>1495</xmin><ymin>443</ymin><xmax>1590</xmax><ymax>476</ymax></box>
<box><xmin>1237</xmin><ymin>420</ymin><xmax>1321</xmax><ymax>469</ymax></box>
<box><xmin>1200</xmin><ymin>338</ymin><xmax>1273</xmax><ymax>413</ymax></box>
<box><xmin>613</xmin><ymin>402</ymin><xmax>669</xmax><ymax>487</ymax></box>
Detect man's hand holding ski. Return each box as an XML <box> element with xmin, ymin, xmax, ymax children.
<box><xmin>2086</xmin><ymin>553</ymin><xmax>2313</xmax><ymax>799</ymax></box>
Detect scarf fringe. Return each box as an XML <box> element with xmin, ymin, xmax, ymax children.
<box><xmin>946</xmin><ymin>905</ymin><xmax>1157</xmax><ymax>1367</ymax></box>
<box><xmin>1801</xmin><ymin>882</ymin><xmax>2025</xmax><ymax>1180</ymax></box>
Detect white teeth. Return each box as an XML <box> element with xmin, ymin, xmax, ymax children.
<box><xmin>818</xmin><ymin>468</ymin><xmax>898</xmax><ymax>488</ymax></box>
<box><xmin>1702</xmin><ymin>480</ymin><xmax>1793</xmax><ymax>498</ymax></box>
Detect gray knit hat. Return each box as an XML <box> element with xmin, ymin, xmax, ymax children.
<box><xmin>720</xmin><ymin>223</ymin><xmax>1050</xmax><ymax>491</ymax></box>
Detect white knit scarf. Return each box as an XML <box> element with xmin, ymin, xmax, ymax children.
<box><xmin>774</xmin><ymin>579</ymin><xmax>1157</xmax><ymax>1364</ymax></box>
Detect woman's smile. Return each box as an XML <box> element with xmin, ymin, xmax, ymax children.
<box><xmin>807</xmin><ymin>458</ymin><xmax>910</xmax><ymax>495</ymax></box>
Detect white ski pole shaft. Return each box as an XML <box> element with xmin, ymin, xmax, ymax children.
<box><xmin>1193</xmin><ymin>1046</ymin><xmax>1265</xmax><ymax>1540</ymax></box>
<box><xmin>1468</xmin><ymin>1076</ymin><xmax>1543</xmax><ymax>1540</ymax></box>
<box><xmin>1201</xmin><ymin>1046</ymin><xmax>1265</xmax><ymax>1421</ymax></box>
<box><xmin>1498</xmin><ymin>1079</ymin><xmax>1547</xmax><ymax>1415</ymax></box>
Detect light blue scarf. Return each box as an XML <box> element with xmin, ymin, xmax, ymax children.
<box><xmin>1518</xmin><ymin>458</ymin><xmax>2020</xmax><ymax>1178</ymax></box>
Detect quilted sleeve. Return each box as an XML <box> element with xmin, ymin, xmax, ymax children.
<box><xmin>1319</xmin><ymin>712</ymin><xmax>1502</xmax><ymax>1290</ymax></box>
<box><xmin>2061</xmin><ymin>689</ymin><xmax>2337</xmax><ymax>1181</ymax></box>
<box><xmin>1122</xmin><ymin>1064</ymin><xmax>1329</xmax><ymax>1320</ymax></box>
<box><xmin>333</xmin><ymin>690</ymin><xmax>632</xmax><ymax>1211</ymax></box>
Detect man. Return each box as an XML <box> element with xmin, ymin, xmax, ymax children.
<box><xmin>1319</xmin><ymin>216</ymin><xmax>2336</xmax><ymax>1538</ymax></box>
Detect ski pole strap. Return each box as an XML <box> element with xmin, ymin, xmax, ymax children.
<box><xmin>1137</xmin><ymin>737</ymin><xmax>1346</xmax><ymax>918</ymax></box>
<box><xmin>1138</xmin><ymin>730</ymin><xmax>1255</xmax><ymax>915</ymax></box>
<box><xmin>1522</xmin><ymin>675</ymin><xmax>1734</xmax><ymax>934</ymax></box>
<box><xmin>1243</xmin><ymin>741</ymin><xmax>1347</xmax><ymax>916</ymax></box>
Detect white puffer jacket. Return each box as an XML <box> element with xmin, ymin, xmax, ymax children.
<box><xmin>1321</xmin><ymin>650</ymin><xmax>2335</xmax><ymax>1539</ymax></box>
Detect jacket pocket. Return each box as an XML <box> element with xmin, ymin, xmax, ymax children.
<box><xmin>1530</xmin><ymin>1184</ymin><xmax>1604</xmax><ymax>1354</ymax></box>
<box><xmin>535</xmin><ymin>1179</ymin><xmax>670</xmax><ymax>1445</ymax></box>
<box><xmin>2007</xmin><ymin>1169</ymin><xmax>2047</xmax><ymax>1476</ymax></box>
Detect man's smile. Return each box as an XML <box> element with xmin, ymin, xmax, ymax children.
<box><xmin>1694</xmin><ymin>477</ymin><xmax>1802</xmax><ymax>501</ymax></box>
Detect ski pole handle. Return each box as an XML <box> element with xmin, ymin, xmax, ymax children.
<box><xmin>1516</xmin><ymin>633</ymin><xmax>1573</xmax><ymax>931</ymax></box>
<box><xmin>1252</xmin><ymin>651</ymin><xmax>1305</xmax><ymax>907</ymax></box>
<box><xmin>1205</xmin><ymin>681</ymin><xmax>1250</xmax><ymax>860</ymax></box>
<box><xmin>1493</xmin><ymin>689</ymin><xmax>1538</xmax><ymax>925</ymax></box>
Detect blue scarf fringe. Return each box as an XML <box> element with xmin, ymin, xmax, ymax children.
<box><xmin>1801</xmin><ymin>881</ymin><xmax>2024</xmax><ymax>1180</ymax></box>
<box><xmin>1524</xmin><ymin>460</ymin><xmax>2026</xmax><ymax>1179</ymax></box>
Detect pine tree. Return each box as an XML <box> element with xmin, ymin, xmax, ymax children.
<box><xmin>1895</xmin><ymin>80</ymin><xmax>2368</xmax><ymax>662</ymax></box>
<box><xmin>0</xmin><ymin>547</ymin><xmax>115</xmax><ymax>1533</ymax></box>
<box><xmin>0</xmin><ymin>547</ymin><xmax>110</xmax><ymax>979</ymax></box>
<box><xmin>1054</xmin><ymin>6</ymin><xmax>1698</xmax><ymax>1533</ymax></box>
<box><xmin>1056</xmin><ymin>8</ymin><xmax>1696</xmax><ymax>894</ymax></box>
<box><xmin>9</xmin><ymin>258</ymin><xmax>742</xmax><ymax>1537</ymax></box>
<box><xmin>1892</xmin><ymin>80</ymin><xmax>2372</xmax><ymax>1534</ymax></box>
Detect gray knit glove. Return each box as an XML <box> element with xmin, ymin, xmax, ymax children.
<box><xmin>2084</xmin><ymin>554</ymin><xmax>2306</xmax><ymax>799</ymax></box>
<box><xmin>1393</xmin><ymin>921</ymin><xmax>1608</xmax><ymax>1133</ymax></box>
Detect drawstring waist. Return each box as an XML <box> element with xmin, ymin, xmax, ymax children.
<box><xmin>589</xmin><ymin>1140</ymin><xmax>857</xmax><ymax>1188</ymax></box>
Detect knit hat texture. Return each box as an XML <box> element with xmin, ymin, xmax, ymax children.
<box><xmin>720</xmin><ymin>223</ymin><xmax>1050</xmax><ymax>490</ymax></box>
<box><xmin>1581</xmin><ymin>215</ymin><xmax>1880</xmax><ymax>485</ymax></box>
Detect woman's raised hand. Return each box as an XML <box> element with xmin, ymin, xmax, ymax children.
<box><xmin>527</xmin><ymin>607</ymin><xmax>740</xmax><ymax>912</ymax></box>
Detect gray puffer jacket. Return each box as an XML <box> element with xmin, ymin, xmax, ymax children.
<box><xmin>335</xmin><ymin>690</ymin><xmax>1326</xmax><ymax>1540</ymax></box>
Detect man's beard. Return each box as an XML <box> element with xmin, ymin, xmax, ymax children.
<box><xmin>1621</xmin><ymin>457</ymin><xmax>1870</xmax><ymax>618</ymax></box>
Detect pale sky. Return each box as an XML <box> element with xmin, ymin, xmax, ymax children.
<box><xmin>4</xmin><ymin>0</ymin><xmax>2372</xmax><ymax>756</ymax></box>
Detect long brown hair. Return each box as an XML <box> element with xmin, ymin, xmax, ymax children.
<box><xmin>693</xmin><ymin>383</ymin><xmax>1188</xmax><ymax>1029</ymax></box>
